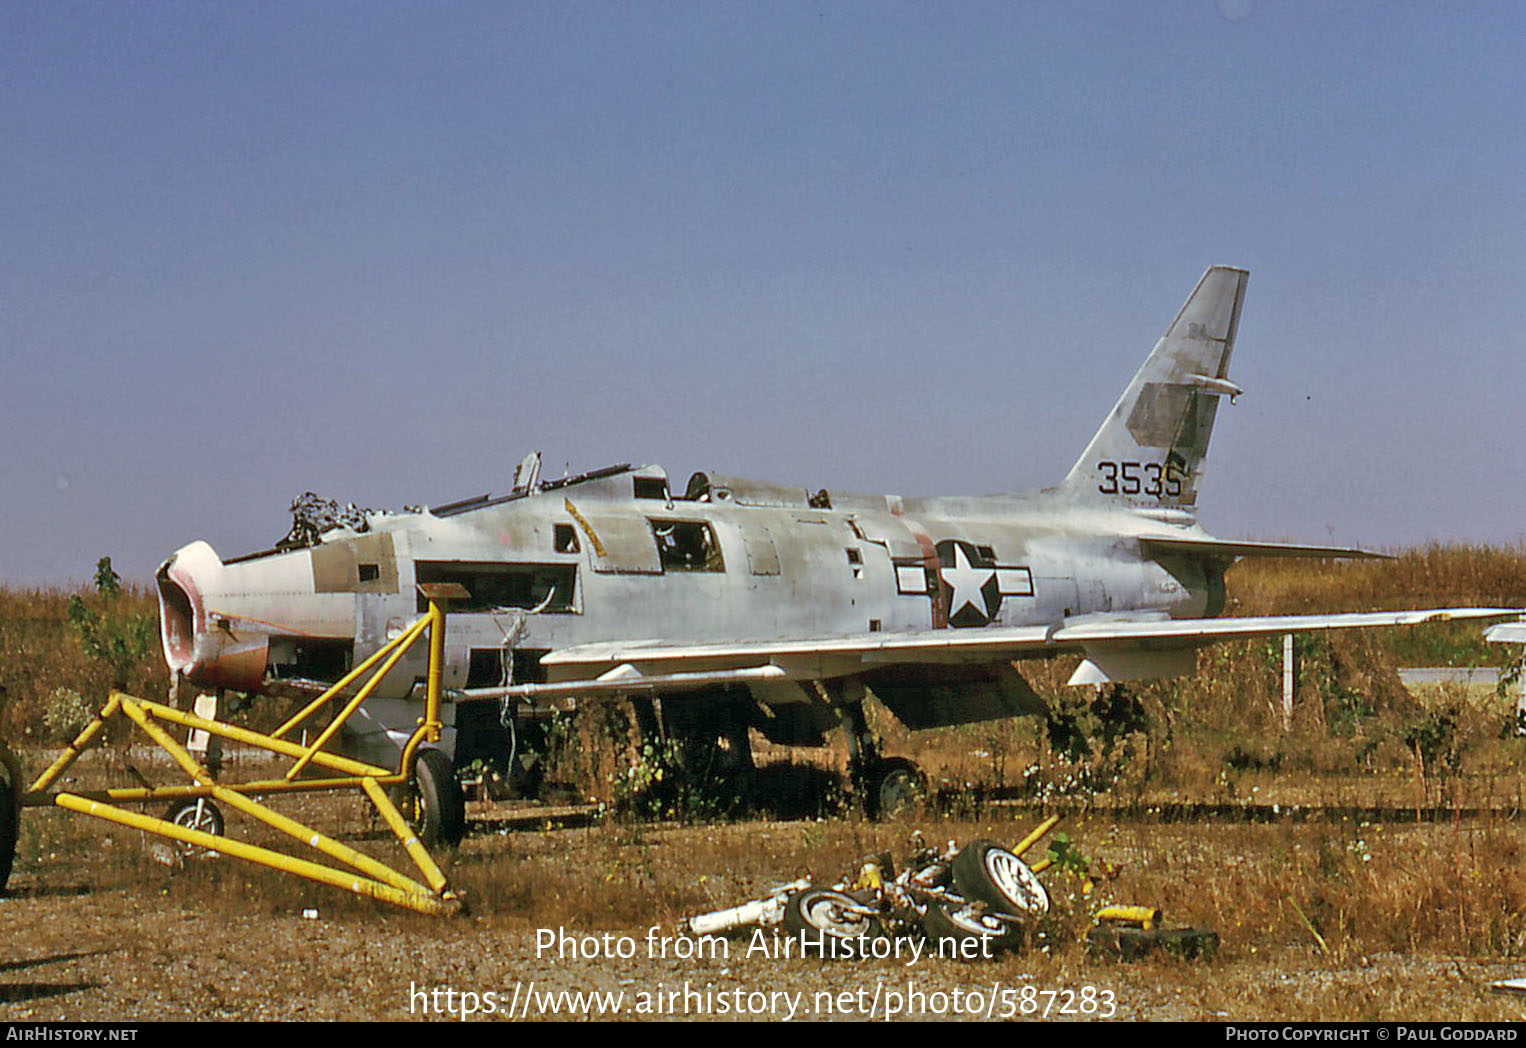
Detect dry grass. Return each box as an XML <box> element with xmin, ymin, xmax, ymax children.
<box><xmin>5</xmin><ymin>544</ymin><xmax>1526</xmax><ymax>1021</ymax></box>
<box><xmin>70</xmin><ymin>804</ymin><xmax>1526</xmax><ymax>967</ymax></box>
<box><xmin>1227</xmin><ymin>543</ymin><xmax>1526</xmax><ymax>615</ymax></box>
<box><xmin>0</xmin><ymin>585</ymin><xmax>166</xmax><ymax>743</ymax></box>
<box><xmin>25</xmin><ymin>742</ymin><xmax>1523</xmax><ymax>969</ymax></box>
<box><xmin>10</xmin><ymin>760</ymin><xmax>1526</xmax><ymax>1019</ymax></box>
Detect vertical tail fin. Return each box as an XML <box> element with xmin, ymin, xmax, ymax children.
<box><xmin>1059</xmin><ymin>266</ymin><xmax>1249</xmax><ymax>515</ymax></box>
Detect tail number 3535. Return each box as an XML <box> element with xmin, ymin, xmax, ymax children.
<box><xmin>1097</xmin><ymin>460</ymin><xmax>1184</xmax><ymax>498</ymax></box>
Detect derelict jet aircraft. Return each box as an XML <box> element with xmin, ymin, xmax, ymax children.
<box><xmin>155</xmin><ymin>266</ymin><xmax>1514</xmax><ymax>828</ymax></box>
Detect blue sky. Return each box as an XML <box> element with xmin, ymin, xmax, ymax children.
<box><xmin>3</xmin><ymin>1</ymin><xmax>1522</xmax><ymax>586</ymax></box>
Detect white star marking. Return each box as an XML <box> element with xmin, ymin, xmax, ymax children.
<box><xmin>942</xmin><ymin>544</ymin><xmax>996</xmax><ymax>622</ymax></box>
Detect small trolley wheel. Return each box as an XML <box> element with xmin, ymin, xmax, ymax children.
<box><xmin>163</xmin><ymin>798</ymin><xmax>225</xmax><ymax>839</ymax></box>
<box><xmin>405</xmin><ymin>749</ymin><xmax>466</xmax><ymax>848</ymax></box>
<box><xmin>952</xmin><ymin>839</ymin><xmax>1049</xmax><ymax>917</ymax></box>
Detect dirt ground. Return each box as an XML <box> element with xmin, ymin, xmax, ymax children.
<box><xmin>5</xmin><ymin>887</ymin><xmax>1526</xmax><ymax>1023</ymax></box>
<box><xmin>6</xmin><ymin>795</ymin><xmax>1526</xmax><ymax>1023</ymax></box>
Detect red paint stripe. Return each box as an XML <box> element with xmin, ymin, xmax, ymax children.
<box><xmin>891</xmin><ymin>510</ymin><xmax>947</xmax><ymax>629</ymax></box>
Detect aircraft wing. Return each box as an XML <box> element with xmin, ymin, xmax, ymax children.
<box><xmin>477</xmin><ymin>607</ymin><xmax>1520</xmax><ymax>701</ymax></box>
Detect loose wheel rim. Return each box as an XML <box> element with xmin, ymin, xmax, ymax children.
<box><xmin>802</xmin><ymin>891</ymin><xmax>873</xmax><ymax>938</ymax></box>
<box><xmin>943</xmin><ymin>903</ymin><xmax>1008</xmax><ymax>936</ymax></box>
<box><xmin>984</xmin><ymin>850</ymin><xmax>1049</xmax><ymax>914</ymax></box>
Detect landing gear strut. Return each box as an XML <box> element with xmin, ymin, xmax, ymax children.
<box><xmin>838</xmin><ymin>682</ymin><xmax>927</xmax><ymax>818</ymax></box>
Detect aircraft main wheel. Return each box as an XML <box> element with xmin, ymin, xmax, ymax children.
<box><xmin>0</xmin><ymin>746</ymin><xmax>20</xmax><ymax>894</ymax></box>
<box><xmin>921</xmin><ymin>898</ymin><xmax>1024</xmax><ymax>958</ymax></box>
<box><xmin>868</xmin><ymin>757</ymin><xmax>927</xmax><ymax>819</ymax></box>
<box><xmin>164</xmin><ymin>798</ymin><xmax>225</xmax><ymax>839</ymax></box>
<box><xmin>405</xmin><ymin>749</ymin><xmax>466</xmax><ymax>848</ymax></box>
<box><xmin>781</xmin><ymin>887</ymin><xmax>884</xmax><ymax>954</ymax></box>
<box><xmin>952</xmin><ymin>840</ymin><xmax>1049</xmax><ymax>917</ymax></box>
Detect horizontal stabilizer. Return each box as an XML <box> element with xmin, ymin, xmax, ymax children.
<box><xmin>1140</xmin><ymin>536</ymin><xmax>1389</xmax><ymax>562</ymax></box>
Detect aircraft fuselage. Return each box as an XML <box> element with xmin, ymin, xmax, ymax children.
<box><xmin>159</xmin><ymin>464</ymin><xmax>1221</xmax><ymax>705</ymax></box>
<box><xmin>152</xmin><ymin>266</ymin><xmax>1518</xmax><ymax>807</ymax></box>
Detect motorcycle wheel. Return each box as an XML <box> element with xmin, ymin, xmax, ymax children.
<box><xmin>922</xmin><ymin>897</ymin><xmax>1023</xmax><ymax>958</ymax></box>
<box><xmin>781</xmin><ymin>887</ymin><xmax>884</xmax><ymax>955</ymax></box>
<box><xmin>952</xmin><ymin>839</ymin><xmax>1049</xmax><ymax>916</ymax></box>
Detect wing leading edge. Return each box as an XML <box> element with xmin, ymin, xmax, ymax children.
<box><xmin>470</xmin><ymin>607</ymin><xmax>1520</xmax><ymax>702</ymax></box>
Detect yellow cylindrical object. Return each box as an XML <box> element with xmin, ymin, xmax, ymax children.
<box><xmin>117</xmin><ymin>698</ymin><xmax>211</xmax><ymax>785</ymax></box>
<box><xmin>120</xmin><ymin>697</ymin><xmax>434</xmax><ymax>897</ymax></box>
<box><xmin>361</xmin><ymin>777</ymin><xmax>449</xmax><ymax>894</ymax></box>
<box><xmin>54</xmin><ymin>792</ymin><xmax>459</xmax><ymax>917</ymax></box>
<box><xmin>1011</xmin><ymin>814</ymin><xmax>1061</xmax><ymax>858</ymax></box>
<box><xmin>1095</xmin><ymin>904</ymin><xmax>1161</xmax><ymax>929</ymax></box>
<box><xmin>31</xmin><ymin>599</ymin><xmax>468</xmax><ymax>916</ymax></box>
<box><xmin>287</xmin><ymin>616</ymin><xmax>429</xmax><ymax>780</ymax></box>
<box><xmin>137</xmin><ymin>699</ymin><xmax>390</xmax><ymax>778</ymax></box>
<box><xmin>27</xmin><ymin>694</ymin><xmax>122</xmax><ymax>794</ymax></box>
<box><xmin>424</xmin><ymin>602</ymin><xmax>445</xmax><ymax>744</ymax></box>
<box><xmin>73</xmin><ymin>775</ymin><xmax>406</xmax><ymax>805</ymax></box>
<box><xmin>210</xmin><ymin>784</ymin><xmax>432</xmax><ymax>897</ymax></box>
<box><xmin>272</xmin><ymin>615</ymin><xmax>428</xmax><ymax>740</ymax></box>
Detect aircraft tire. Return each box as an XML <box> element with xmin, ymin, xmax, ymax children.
<box><xmin>409</xmin><ymin>749</ymin><xmax>466</xmax><ymax>848</ymax></box>
<box><xmin>0</xmin><ymin>745</ymin><xmax>19</xmax><ymax>893</ymax></box>
<box><xmin>951</xmin><ymin>840</ymin><xmax>1049</xmax><ymax>918</ymax></box>
<box><xmin>866</xmin><ymin>757</ymin><xmax>926</xmax><ymax>820</ymax></box>
<box><xmin>781</xmin><ymin>887</ymin><xmax>884</xmax><ymax>954</ymax></box>
<box><xmin>921</xmin><ymin>897</ymin><xmax>1023</xmax><ymax>958</ymax></box>
<box><xmin>163</xmin><ymin>798</ymin><xmax>225</xmax><ymax>840</ymax></box>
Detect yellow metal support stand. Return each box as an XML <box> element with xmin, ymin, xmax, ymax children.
<box><xmin>19</xmin><ymin>585</ymin><xmax>470</xmax><ymax>916</ymax></box>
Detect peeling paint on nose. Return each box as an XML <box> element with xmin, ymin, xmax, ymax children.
<box><xmin>157</xmin><ymin>569</ymin><xmax>197</xmax><ymax>668</ymax></box>
<box><xmin>155</xmin><ymin>541</ymin><xmax>271</xmax><ymax>690</ymax></box>
<box><xmin>157</xmin><ymin>545</ymin><xmax>211</xmax><ymax>673</ymax></box>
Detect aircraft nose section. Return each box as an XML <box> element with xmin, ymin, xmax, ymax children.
<box><xmin>156</xmin><ymin>541</ymin><xmax>268</xmax><ymax>690</ymax></box>
<box><xmin>157</xmin><ymin>541</ymin><xmax>215</xmax><ymax>673</ymax></box>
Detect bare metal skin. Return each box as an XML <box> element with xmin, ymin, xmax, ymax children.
<box><xmin>155</xmin><ymin>267</ymin><xmax>1514</xmax><ymax>791</ymax></box>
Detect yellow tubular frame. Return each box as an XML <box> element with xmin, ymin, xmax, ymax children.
<box><xmin>1011</xmin><ymin>814</ymin><xmax>1061</xmax><ymax>859</ymax></box>
<box><xmin>21</xmin><ymin>591</ymin><xmax>464</xmax><ymax>916</ymax></box>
